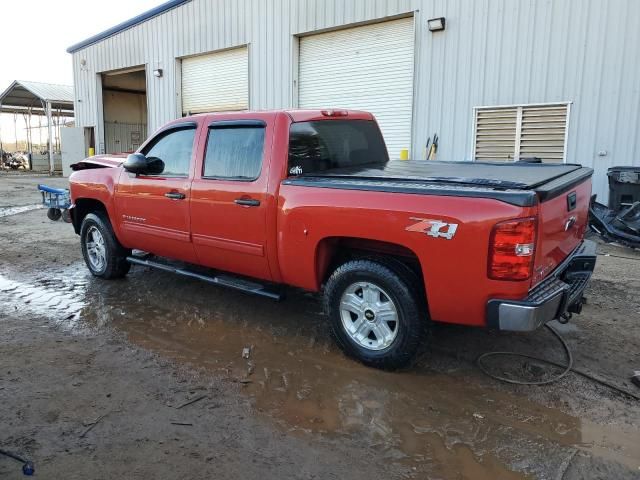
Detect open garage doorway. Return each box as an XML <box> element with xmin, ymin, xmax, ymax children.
<box><xmin>101</xmin><ymin>67</ymin><xmax>147</xmax><ymax>154</ymax></box>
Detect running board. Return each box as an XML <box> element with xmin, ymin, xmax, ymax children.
<box><xmin>126</xmin><ymin>256</ymin><xmax>283</xmax><ymax>301</ymax></box>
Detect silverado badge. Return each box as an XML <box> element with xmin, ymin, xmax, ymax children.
<box><xmin>406</xmin><ymin>217</ymin><xmax>458</xmax><ymax>240</ymax></box>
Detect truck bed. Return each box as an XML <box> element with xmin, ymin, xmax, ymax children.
<box><xmin>284</xmin><ymin>160</ymin><xmax>593</xmax><ymax>206</ymax></box>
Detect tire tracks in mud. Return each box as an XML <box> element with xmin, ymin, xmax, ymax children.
<box><xmin>0</xmin><ymin>272</ymin><xmax>88</xmax><ymax>330</ymax></box>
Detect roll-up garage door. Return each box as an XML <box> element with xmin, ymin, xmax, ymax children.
<box><xmin>298</xmin><ymin>17</ymin><xmax>415</xmax><ymax>159</ymax></box>
<box><xmin>181</xmin><ymin>46</ymin><xmax>248</xmax><ymax>115</ymax></box>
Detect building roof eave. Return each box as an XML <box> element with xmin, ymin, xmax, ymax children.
<box><xmin>0</xmin><ymin>80</ymin><xmax>74</xmax><ymax>110</ymax></box>
<box><xmin>66</xmin><ymin>0</ymin><xmax>191</xmax><ymax>54</ymax></box>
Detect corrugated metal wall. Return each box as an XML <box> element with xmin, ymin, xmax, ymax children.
<box><xmin>71</xmin><ymin>0</ymin><xmax>640</xmax><ymax>200</ymax></box>
<box><xmin>104</xmin><ymin>122</ymin><xmax>148</xmax><ymax>153</ymax></box>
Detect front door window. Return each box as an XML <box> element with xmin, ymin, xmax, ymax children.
<box><xmin>142</xmin><ymin>127</ymin><xmax>196</xmax><ymax>177</ymax></box>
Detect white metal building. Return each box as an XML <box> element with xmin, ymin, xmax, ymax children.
<box><xmin>67</xmin><ymin>0</ymin><xmax>640</xmax><ymax>201</ymax></box>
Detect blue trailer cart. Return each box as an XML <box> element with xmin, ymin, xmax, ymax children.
<box><xmin>38</xmin><ymin>184</ymin><xmax>71</xmax><ymax>222</ymax></box>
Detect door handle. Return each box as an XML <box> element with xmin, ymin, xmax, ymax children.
<box><xmin>165</xmin><ymin>192</ymin><xmax>186</xmax><ymax>200</ymax></box>
<box><xmin>234</xmin><ymin>198</ymin><xmax>260</xmax><ymax>207</ymax></box>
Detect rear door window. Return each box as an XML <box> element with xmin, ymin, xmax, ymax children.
<box><xmin>203</xmin><ymin>126</ymin><xmax>265</xmax><ymax>180</ymax></box>
<box><xmin>288</xmin><ymin>120</ymin><xmax>388</xmax><ymax>176</ymax></box>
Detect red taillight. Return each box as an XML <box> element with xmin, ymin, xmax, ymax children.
<box><xmin>488</xmin><ymin>217</ymin><xmax>537</xmax><ymax>281</ymax></box>
<box><xmin>320</xmin><ymin>109</ymin><xmax>348</xmax><ymax>117</ymax></box>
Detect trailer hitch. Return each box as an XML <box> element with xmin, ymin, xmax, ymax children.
<box><xmin>558</xmin><ymin>312</ymin><xmax>572</xmax><ymax>324</ymax></box>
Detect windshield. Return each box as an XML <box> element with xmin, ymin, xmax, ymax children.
<box><xmin>287</xmin><ymin>120</ymin><xmax>389</xmax><ymax>176</ymax></box>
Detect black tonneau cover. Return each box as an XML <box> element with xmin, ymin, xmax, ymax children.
<box><xmin>311</xmin><ymin>161</ymin><xmax>585</xmax><ymax>190</ymax></box>
<box><xmin>283</xmin><ymin>160</ymin><xmax>593</xmax><ymax>207</ymax></box>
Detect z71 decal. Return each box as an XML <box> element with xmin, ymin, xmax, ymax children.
<box><xmin>406</xmin><ymin>217</ymin><xmax>458</xmax><ymax>240</ymax></box>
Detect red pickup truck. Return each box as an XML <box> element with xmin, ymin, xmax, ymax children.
<box><xmin>68</xmin><ymin>109</ymin><xmax>596</xmax><ymax>369</ymax></box>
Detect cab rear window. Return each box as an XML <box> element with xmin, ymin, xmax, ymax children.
<box><xmin>287</xmin><ymin>120</ymin><xmax>388</xmax><ymax>176</ymax></box>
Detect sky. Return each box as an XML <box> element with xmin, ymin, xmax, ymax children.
<box><xmin>0</xmin><ymin>0</ymin><xmax>161</xmax><ymax>146</ymax></box>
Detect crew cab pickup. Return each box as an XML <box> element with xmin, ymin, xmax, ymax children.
<box><xmin>68</xmin><ymin>109</ymin><xmax>596</xmax><ymax>369</ymax></box>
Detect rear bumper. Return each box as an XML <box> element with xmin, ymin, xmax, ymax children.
<box><xmin>486</xmin><ymin>240</ymin><xmax>597</xmax><ymax>331</ymax></box>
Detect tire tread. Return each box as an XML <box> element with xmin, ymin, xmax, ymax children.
<box><xmin>80</xmin><ymin>212</ymin><xmax>131</xmax><ymax>279</ymax></box>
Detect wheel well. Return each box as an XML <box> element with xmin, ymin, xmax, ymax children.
<box><xmin>316</xmin><ymin>237</ymin><xmax>425</xmax><ymax>294</ymax></box>
<box><xmin>72</xmin><ymin>198</ymin><xmax>107</xmax><ymax>234</ymax></box>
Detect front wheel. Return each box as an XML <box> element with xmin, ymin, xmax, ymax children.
<box><xmin>80</xmin><ymin>212</ymin><xmax>131</xmax><ymax>279</ymax></box>
<box><xmin>324</xmin><ymin>259</ymin><xmax>426</xmax><ymax>369</ymax></box>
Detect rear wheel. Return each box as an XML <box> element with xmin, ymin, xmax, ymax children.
<box><xmin>80</xmin><ymin>212</ymin><xmax>131</xmax><ymax>279</ymax></box>
<box><xmin>324</xmin><ymin>259</ymin><xmax>426</xmax><ymax>369</ymax></box>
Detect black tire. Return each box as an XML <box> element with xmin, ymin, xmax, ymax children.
<box><xmin>47</xmin><ymin>208</ymin><xmax>62</xmax><ymax>221</ymax></box>
<box><xmin>324</xmin><ymin>259</ymin><xmax>426</xmax><ymax>370</ymax></box>
<box><xmin>61</xmin><ymin>209</ymin><xmax>72</xmax><ymax>223</ymax></box>
<box><xmin>80</xmin><ymin>212</ymin><xmax>131</xmax><ymax>279</ymax></box>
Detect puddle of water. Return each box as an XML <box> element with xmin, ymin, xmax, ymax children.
<box><xmin>1</xmin><ymin>265</ymin><xmax>639</xmax><ymax>478</ymax></box>
<box><xmin>0</xmin><ymin>204</ymin><xmax>42</xmax><ymax>218</ymax></box>
<box><xmin>0</xmin><ymin>274</ymin><xmax>88</xmax><ymax>330</ymax></box>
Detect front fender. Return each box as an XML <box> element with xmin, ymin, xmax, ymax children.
<box><xmin>69</xmin><ymin>168</ymin><xmax>123</xmax><ymax>239</ymax></box>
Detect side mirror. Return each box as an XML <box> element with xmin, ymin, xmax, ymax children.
<box><xmin>145</xmin><ymin>157</ymin><xmax>165</xmax><ymax>175</ymax></box>
<box><xmin>123</xmin><ymin>153</ymin><xmax>149</xmax><ymax>174</ymax></box>
<box><xmin>123</xmin><ymin>153</ymin><xmax>165</xmax><ymax>175</ymax></box>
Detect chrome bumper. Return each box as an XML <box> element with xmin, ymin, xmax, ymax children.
<box><xmin>486</xmin><ymin>240</ymin><xmax>597</xmax><ymax>332</ymax></box>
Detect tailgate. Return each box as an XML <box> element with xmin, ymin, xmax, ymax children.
<box><xmin>532</xmin><ymin>174</ymin><xmax>592</xmax><ymax>286</ymax></box>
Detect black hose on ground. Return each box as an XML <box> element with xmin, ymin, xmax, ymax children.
<box><xmin>0</xmin><ymin>448</ymin><xmax>35</xmax><ymax>476</ymax></box>
<box><xmin>477</xmin><ymin>324</ymin><xmax>573</xmax><ymax>386</ymax></box>
<box><xmin>476</xmin><ymin>324</ymin><xmax>640</xmax><ymax>401</ymax></box>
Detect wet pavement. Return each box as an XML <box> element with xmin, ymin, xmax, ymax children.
<box><xmin>0</xmin><ymin>204</ymin><xmax>41</xmax><ymax>218</ymax></box>
<box><xmin>2</xmin><ymin>261</ymin><xmax>639</xmax><ymax>479</ymax></box>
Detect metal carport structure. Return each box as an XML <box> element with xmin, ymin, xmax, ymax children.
<box><xmin>0</xmin><ymin>80</ymin><xmax>74</xmax><ymax>174</ymax></box>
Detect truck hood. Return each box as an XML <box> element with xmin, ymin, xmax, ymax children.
<box><xmin>70</xmin><ymin>154</ymin><xmax>127</xmax><ymax>171</ymax></box>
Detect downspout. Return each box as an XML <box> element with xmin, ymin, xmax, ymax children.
<box><xmin>46</xmin><ymin>101</ymin><xmax>54</xmax><ymax>175</ymax></box>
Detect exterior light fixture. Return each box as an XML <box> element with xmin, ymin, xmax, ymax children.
<box><xmin>427</xmin><ymin>17</ymin><xmax>446</xmax><ymax>32</ymax></box>
<box><xmin>153</xmin><ymin>69</ymin><xmax>163</xmax><ymax>78</ymax></box>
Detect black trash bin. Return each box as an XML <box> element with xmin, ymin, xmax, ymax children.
<box><xmin>607</xmin><ymin>166</ymin><xmax>640</xmax><ymax>211</ymax></box>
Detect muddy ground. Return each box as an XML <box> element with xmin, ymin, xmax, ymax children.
<box><xmin>1</xmin><ymin>172</ymin><xmax>639</xmax><ymax>479</ymax></box>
